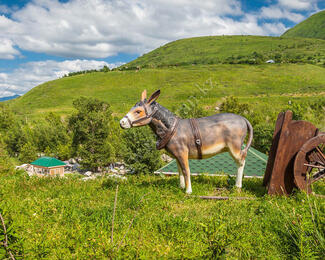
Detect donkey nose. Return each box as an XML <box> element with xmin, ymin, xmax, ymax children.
<box><xmin>120</xmin><ymin>117</ymin><xmax>129</xmax><ymax>129</ymax></box>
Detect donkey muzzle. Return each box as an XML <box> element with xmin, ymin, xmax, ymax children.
<box><xmin>120</xmin><ymin>117</ymin><xmax>131</xmax><ymax>129</ymax></box>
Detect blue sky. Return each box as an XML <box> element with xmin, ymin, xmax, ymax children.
<box><xmin>0</xmin><ymin>0</ymin><xmax>324</xmax><ymax>97</ymax></box>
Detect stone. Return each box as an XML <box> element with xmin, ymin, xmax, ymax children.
<box><xmin>84</xmin><ymin>171</ymin><xmax>92</xmax><ymax>177</ymax></box>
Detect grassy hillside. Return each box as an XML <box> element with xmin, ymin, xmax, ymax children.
<box><xmin>124</xmin><ymin>36</ymin><xmax>325</xmax><ymax>68</ymax></box>
<box><xmin>282</xmin><ymin>10</ymin><xmax>325</xmax><ymax>40</ymax></box>
<box><xmin>0</xmin><ymin>173</ymin><xmax>324</xmax><ymax>258</ymax></box>
<box><xmin>9</xmin><ymin>64</ymin><xmax>325</xmax><ymax>128</ymax></box>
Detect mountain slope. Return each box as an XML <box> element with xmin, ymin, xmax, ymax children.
<box><xmin>9</xmin><ymin>64</ymin><xmax>325</xmax><ymax>121</ymax></box>
<box><xmin>123</xmin><ymin>36</ymin><xmax>325</xmax><ymax>68</ymax></box>
<box><xmin>282</xmin><ymin>10</ymin><xmax>325</xmax><ymax>40</ymax></box>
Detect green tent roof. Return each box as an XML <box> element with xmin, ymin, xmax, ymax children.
<box><xmin>155</xmin><ymin>147</ymin><xmax>267</xmax><ymax>177</ymax></box>
<box><xmin>30</xmin><ymin>157</ymin><xmax>66</xmax><ymax>168</ymax></box>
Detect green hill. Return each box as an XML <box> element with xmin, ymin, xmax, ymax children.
<box><xmin>282</xmin><ymin>10</ymin><xmax>325</xmax><ymax>40</ymax></box>
<box><xmin>9</xmin><ymin>64</ymin><xmax>325</xmax><ymax>125</ymax></box>
<box><xmin>124</xmin><ymin>36</ymin><xmax>325</xmax><ymax>68</ymax></box>
<box><xmin>7</xmin><ymin>36</ymin><xmax>325</xmax><ymax>131</ymax></box>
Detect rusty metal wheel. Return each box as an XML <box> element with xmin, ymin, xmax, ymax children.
<box><xmin>294</xmin><ymin>134</ymin><xmax>325</xmax><ymax>193</ymax></box>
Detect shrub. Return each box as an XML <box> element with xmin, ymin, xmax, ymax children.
<box><xmin>0</xmin><ymin>137</ymin><xmax>14</xmax><ymax>175</ymax></box>
<box><xmin>122</xmin><ymin>127</ymin><xmax>162</xmax><ymax>174</ymax></box>
<box><xmin>69</xmin><ymin>97</ymin><xmax>121</xmax><ymax>172</ymax></box>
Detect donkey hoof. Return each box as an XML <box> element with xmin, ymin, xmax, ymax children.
<box><xmin>186</xmin><ymin>189</ymin><xmax>192</xmax><ymax>194</ymax></box>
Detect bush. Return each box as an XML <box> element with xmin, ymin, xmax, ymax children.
<box><xmin>18</xmin><ymin>142</ymin><xmax>38</xmax><ymax>163</ymax></box>
<box><xmin>252</xmin><ymin>124</ymin><xmax>274</xmax><ymax>154</ymax></box>
<box><xmin>0</xmin><ymin>137</ymin><xmax>14</xmax><ymax>175</ymax></box>
<box><xmin>122</xmin><ymin>127</ymin><xmax>162</xmax><ymax>174</ymax></box>
<box><xmin>69</xmin><ymin>97</ymin><xmax>121</xmax><ymax>172</ymax></box>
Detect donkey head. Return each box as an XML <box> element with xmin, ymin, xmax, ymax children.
<box><xmin>120</xmin><ymin>89</ymin><xmax>160</xmax><ymax>129</ymax></box>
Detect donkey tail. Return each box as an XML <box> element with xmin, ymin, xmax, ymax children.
<box><xmin>242</xmin><ymin>118</ymin><xmax>253</xmax><ymax>159</ymax></box>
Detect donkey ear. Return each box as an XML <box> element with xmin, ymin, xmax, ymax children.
<box><xmin>141</xmin><ymin>89</ymin><xmax>147</xmax><ymax>101</ymax></box>
<box><xmin>147</xmin><ymin>90</ymin><xmax>160</xmax><ymax>104</ymax></box>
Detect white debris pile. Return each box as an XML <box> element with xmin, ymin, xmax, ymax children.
<box><xmin>16</xmin><ymin>164</ymin><xmax>34</xmax><ymax>176</ymax></box>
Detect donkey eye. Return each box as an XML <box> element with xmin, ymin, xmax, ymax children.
<box><xmin>136</xmin><ymin>110</ymin><xmax>141</xmax><ymax>114</ymax></box>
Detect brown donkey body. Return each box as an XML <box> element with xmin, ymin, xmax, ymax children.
<box><xmin>120</xmin><ymin>90</ymin><xmax>253</xmax><ymax>194</ymax></box>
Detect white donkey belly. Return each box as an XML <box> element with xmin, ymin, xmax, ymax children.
<box><xmin>189</xmin><ymin>142</ymin><xmax>227</xmax><ymax>159</ymax></box>
<box><xmin>202</xmin><ymin>143</ymin><xmax>227</xmax><ymax>159</ymax></box>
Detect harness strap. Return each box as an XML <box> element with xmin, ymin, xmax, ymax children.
<box><xmin>189</xmin><ymin>118</ymin><xmax>203</xmax><ymax>159</ymax></box>
<box><xmin>156</xmin><ymin>118</ymin><xmax>180</xmax><ymax>150</ymax></box>
<box><xmin>125</xmin><ymin>106</ymin><xmax>158</xmax><ymax>126</ymax></box>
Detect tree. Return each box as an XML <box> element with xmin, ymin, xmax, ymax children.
<box><xmin>68</xmin><ymin>97</ymin><xmax>120</xmax><ymax>172</ymax></box>
<box><xmin>32</xmin><ymin>113</ymin><xmax>71</xmax><ymax>155</ymax></box>
<box><xmin>18</xmin><ymin>142</ymin><xmax>37</xmax><ymax>163</ymax></box>
<box><xmin>0</xmin><ymin>137</ymin><xmax>14</xmax><ymax>175</ymax></box>
<box><xmin>123</xmin><ymin>127</ymin><xmax>162</xmax><ymax>174</ymax></box>
<box><xmin>101</xmin><ymin>65</ymin><xmax>110</xmax><ymax>72</ymax></box>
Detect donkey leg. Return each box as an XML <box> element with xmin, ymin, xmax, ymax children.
<box><xmin>235</xmin><ymin>160</ymin><xmax>246</xmax><ymax>188</ymax></box>
<box><xmin>229</xmin><ymin>143</ymin><xmax>246</xmax><ymax>189</ymax></box>
<box><xmin>176</xmin><ymin>161</ymin><xmax>185</xmax><ymax>189</ymax></box>
<box><xmin>176</xmin><ymin>156</ymin><xmax>192</xmax><ymax>194</ymax></box>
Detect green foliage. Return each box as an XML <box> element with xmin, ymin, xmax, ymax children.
<box><xmin>18</xmin><ymin>142</ymin><xmax>37</xmax><ymax>163</ymax></box>
<box><xmin>64</xmin><ymin>65</ymin><xmax>110</xmax><ymax>77</ymax></box>
<box><xmin>122</xmin><ymin>127</ymin><xmax>162</xmax><ymax>174</ymax></box>
<box><xmin>32</xmin><ymin>113</ymin><xmax>71</xmax><ymax>159</ymax></box>
<box><xmin>282</xmin><ymin>10</ymin><xmax>325</xmax><ymax>40</ymax></box>
<box><xmin>0</xmin><ymin>104</ymin><xmax>15</xmax><ymax>131</ymax></box>
<box><xmin>8</xmin><ymin>63</ymin><xmax>325</xmax><ymax>131</ymax></box>
<box><xmin>219</xmin><ymin>96</ymin><xmax>275</xmax><ymax>154</ymax></box>
<box><xmin>0</xmin><ymin>210</ymin><xmax>23</xmax><ymax>259</ymax></box>
<box><xmin>219</xmin><ymin>96</ymin><xmax>250</xmax><ymax>116</ymax></box>
<box><xmin>0</xmin><ymin>138</ymin><xmax>14</xmax><ymax>175</ymax></box>
<box><xmin>0</xmin><ymin>174</ymin><xmax>323</xmax><ymax>259</ymax></box>
<box><xmin>173</xmin><ymin>101</ymin><xmax>208</xmax><ymax>118</ymax></box>
<box><xmin>69</xmin><ymin>97</ymin><xmax>121</xmax><ymax>171</ymax></box>
<box><xmin>125</xmin><ymin>36</ymin><xmax>325</xmax><ymax>68</ymax></box>
<box><xmin>0</xmin><ymin>106</ymin><xmax>72</xmax><ymax>163</ymax></box>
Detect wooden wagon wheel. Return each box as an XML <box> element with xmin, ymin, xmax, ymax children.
<box><xmin>294</xmin><ymin>134</ymin><xmax>325</xmax><ymax>193</ymax></box>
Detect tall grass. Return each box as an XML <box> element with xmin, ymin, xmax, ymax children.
<box><xmin>0</xmin><ymin>172</ymin><xmax>324</xmax><ymax>259</ymax></box>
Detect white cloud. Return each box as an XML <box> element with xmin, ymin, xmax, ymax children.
<box><xmin>0</xmin><ymin>38</ymin><xmax>20</xmax><ymax>59</ymax></box>
<box><xmin>278</xmin><ymin>0</ymin><xmax>319</xmax><ymax>11</ymax></box>
<box><xmin>0</xmin><ymin>59</ymin><xmax>121</xmax><ymax>98</ymax></box>
<box><xmin>260</xmin><ymin>6</ymin><xmax>305</xmax><ymax>22</ymax></box>
<box><xmin>0</xmin><ymin>0</ymin><xmax>292</xmax><ymax>60</ymax></box>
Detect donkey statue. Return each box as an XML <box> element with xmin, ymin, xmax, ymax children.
<box><xmin>120</xmin><ymin>90</ymin><xmax>253</xmax><ymax>194</ymax></box>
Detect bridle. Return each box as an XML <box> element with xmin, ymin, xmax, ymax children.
<box><xmin>124</xmin><ymin>102</ymin><xmax>158</xmax><ymax>127</ymax></box>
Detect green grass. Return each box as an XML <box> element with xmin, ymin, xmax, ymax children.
<box><xmin>282</xmin><ymin>10</ymin><xmax>325</xmax><ymax>40</ymax></box>
<box><xmin>0</xmin><ymin>173</ymin><xmax>324</xmax><ymax>259</ymax></box>
<box><xmin>125</xmin><ymin>35</ymin><xmax>325</xmax><ymax>68</ymax></box>
<box><xmin>9</xmin><ymin>64</ymin><xmax>325</xmax><ymax>126</ymax></box>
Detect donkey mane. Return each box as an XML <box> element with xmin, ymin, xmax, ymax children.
<box><xmin>149</xmin><ymin>102</ymin><xmax>178</xmax><ymax>139</ymax></box>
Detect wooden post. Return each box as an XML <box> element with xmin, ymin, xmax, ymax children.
<box><xmin>263</xmin><ymin>111</ymin><xmax>318</xmax><ymax>195</ymax></box>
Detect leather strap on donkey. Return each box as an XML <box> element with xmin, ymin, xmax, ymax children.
<box><xmin>189</xmin><ymin>118</ymin><xmax>203</xmax><ymax>159</ymax></box>
<box><xmin>156</xmin><ymin>118</ymin><xmax>180</xmax><ymax>150</ymax></box>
